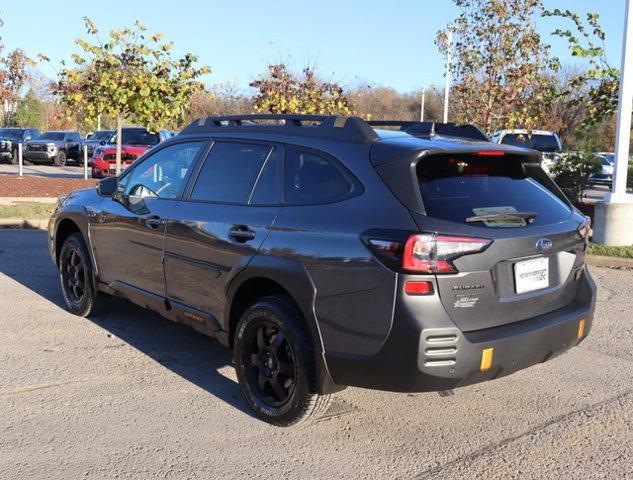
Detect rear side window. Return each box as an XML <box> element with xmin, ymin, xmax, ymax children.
<box><xmin>418</xmin><ymin>155</ymin><xmax>572</xmax><ymax>227</ymax></box>
<box><xmin>284</xmin><ymin>146</ymin><xmax>353</xmax><ymax>205</ymax></box>
<box><xmin>191</xmin><ymin>141</ymin><xmax>272</xmax><ymax>204</ymax></box>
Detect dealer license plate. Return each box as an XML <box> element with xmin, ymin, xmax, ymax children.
<box><xmin>514</xmin><ymin>257</ymin><xmax>549</xmax><ymax>294</ymax></box>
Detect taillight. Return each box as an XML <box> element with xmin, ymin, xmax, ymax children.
<box><xmin>578</xmin><ymin>216</ymin><xmax>591</xmax><ymax>239</ymax></box>
<box><xmin>402</xmin><ymin>234</ymin><xmax>492</xmax><ymax>273</ymax></box>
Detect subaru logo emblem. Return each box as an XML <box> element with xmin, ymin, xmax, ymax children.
<box><xmin>535</xmin><ymin>238</ymin><xmax>553</xmax><ymax>252</ymax></box>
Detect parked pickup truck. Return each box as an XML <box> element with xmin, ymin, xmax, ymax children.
<box><xmin>0</xmin><ymin>128</ymin><xmax>40</xmax><ymax>164</ymax></box>
<box><xmin>24</xmin><ymin>131</ymin><xmax>84</xmax><ymax>166</ymax></box>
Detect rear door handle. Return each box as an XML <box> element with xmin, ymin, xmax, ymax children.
<box><xmin>229</xmin><ymin>226</ymin><xmax>256</xmax><ymax>241</ymax></box>
<box><xmin>145</xmin><ymin>216</ymin><xmax>165</xmax><ymax>230</ymax></box>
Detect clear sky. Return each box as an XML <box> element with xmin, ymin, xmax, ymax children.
<box><xmin>0</xmin><ymin>0</ymin><xmax>627</xmax><ymax>93</ymax></box>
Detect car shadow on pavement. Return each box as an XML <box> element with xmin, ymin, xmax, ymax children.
<box><xmin>0</xmin><ymin>230</ymin><xmax>254</xmax><ymax>418</ymax></box>
<box><xmin>89</xmin><ymin>298</ymin><xmax>255</xmax><ymax>418</ymax></box>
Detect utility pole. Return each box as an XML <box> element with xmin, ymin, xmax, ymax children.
<box><xmin>443</xmin><ymin>28</ymin><xmax>453</xmax><ymax>124</ymax></box>
<box><xmin>420</xmin><ymin>89</ymin><xmax>426</xmax><ymax>122</ymax></box>
<box><xmin>593</xmin><ymin>0</ymin><xmax>633</xmax><ymax>245</ymax></box>
<box><xmin>97</xmin><ymin>113</ymin><xmax>101</xmax><ymax>132</ymax></box>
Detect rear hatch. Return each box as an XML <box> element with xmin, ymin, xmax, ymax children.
<box><xmin>374</xmin><ymin>144</ymin><xmax>588</xmax><ymax>332</ymax></box>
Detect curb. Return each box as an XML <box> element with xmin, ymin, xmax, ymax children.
<box><xmin>0</xmin><ymin>218</ymin><xmax>49</xmax><ymax>230</ymax></box>
<box><xmin>586</xmin><ymin>254</ymin><xmax>633</xmax><ymax>271</ymax></box>
<box><xmin>0</xmin><ymin>197</ymin><xmax>58</xmax><ymax>205</ymax></box>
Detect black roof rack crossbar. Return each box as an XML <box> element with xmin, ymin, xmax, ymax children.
<box><xmin>368</xmin><ymin>120</ymin><xmax>489</xmax><ymax>142</ymax></box>
<box><xmin>182</xmin><ymin>114</ymin><xmax>379</xmax><ymax>144</ymax></box>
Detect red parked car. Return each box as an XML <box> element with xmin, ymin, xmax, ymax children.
<box><xmin>91</xmin><ymin>127</ymin><xmax>172</xmax><ymax>178</ymax></box>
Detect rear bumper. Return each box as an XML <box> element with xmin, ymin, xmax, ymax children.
<box><xmin>326</xmin><ymin>267</ymin><xmax>596</xmax><ymax>392</ymax></box>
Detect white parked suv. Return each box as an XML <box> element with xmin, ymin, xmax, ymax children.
<box><xmin>588</xmin><ymin>153</ymin><xmax>615</xmax><ymax>186</ymax></box>
<box><xmin>491</xmin><ymin>129</ymin><xmax>563</xmax><ymax>174</ymax></box>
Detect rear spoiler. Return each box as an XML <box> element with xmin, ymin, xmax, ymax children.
<box><xmin>368</xmin><ymin>121</ymin><xmax>489</xmax><ymax>142</ymax></box>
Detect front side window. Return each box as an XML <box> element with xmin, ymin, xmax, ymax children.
<box><xmin>190</xmin><ymin>142</ymin><xmax>272</xmax><ymax>204</ymax></box>
<box><xmin>284</xmin><ymin>146</ymin><xmax>353</xmax><ymax>205</ymax></box>
<box><xmin>119</xmin><ymin>141</ymin><xmax>202</xmax><ymax>199</ymax></box>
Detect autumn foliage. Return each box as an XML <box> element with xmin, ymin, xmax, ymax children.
<box><xmin>250</xmin><ymin>64</ymin><xmax>353</xmax><ymax>116</ymax></box>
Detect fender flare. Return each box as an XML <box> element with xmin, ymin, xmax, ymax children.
<box><xmin>224</xmin><ymin>255</ymin><xmax>344</xmax><ymax>394</ymax></box>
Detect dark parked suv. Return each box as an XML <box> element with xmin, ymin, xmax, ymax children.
<box><xmin>48</xmin><ymin>115</ymin><xmax>596</xmax><ymax>426</ymax></box>
<box><xmin>25</xmin><ymin>130</ymin><xmax>83</xmax><ymax>166</ymax></box>
<box><xmin>0</xmin><ymin>127</ymin><xmax>40</xmax><ymax>163</ymax></box>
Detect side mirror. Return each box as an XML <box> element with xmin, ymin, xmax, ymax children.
<box><xmin>97</xmin><ymin>176</ymin><xmax>118</xmax><ymax>197</ymax></box>
<box><xmin>99</xmin><ymin>140</ymin><xmax>106</xmax><ymax>146</ymax></box>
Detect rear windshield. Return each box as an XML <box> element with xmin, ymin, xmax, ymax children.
<box><xmin>500</xmin><ymin>133</ymin><xmax>560</xmax><ymax>152</ymax></box>
<box><xmin>417</xmin><ymin>155</ymin><xmax>571</xmax><ymax>227</ymax></box>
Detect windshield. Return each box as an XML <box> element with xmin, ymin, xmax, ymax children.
<box><xmin>0</xmin><ymin>128</ymin><xmax>23</xmax><ymax>138</ymax></box>
<box><xmin>115</xmin><ymin>129</ymin><xmax>160</xmax><ymax>146</ymax></box>
<box><xmin>597</xmin><ymin>156</ymin><xmax>611</xmax><ymax>166</ymax></box>
<box><xmin>38</xmin><ymin>132</ymin><xmax>66</xmax><ymax>141</ymax></box>
<box><xmin>601</xmin><ymin>153</ymin><xmax>615</xmax><ymax>164</ymax></box>
<box><xmin>90</xmin><ymin>131</ymin><xmax>114</xmax><ymax>141</ymax></box>
<box><xmin>501</xmin><ymin>133</ymin><xmax>561</xmax><ymax>152</ymax></box>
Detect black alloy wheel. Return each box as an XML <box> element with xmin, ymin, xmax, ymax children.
<box><xmin>58</xmin><ymin>233</ymin><xmax>105</xmax><ymax>317</ymax></box>
<box><xmin>61</xmin><ymin>247</ymin><xmax>86</xmax><ymax>305</ymax></box>
<box><xmin>243</xmin><ymin>320</ymin><xmax>297</xmax><ymax>408</ymax></box>
<box><xmin>234</xmin><ymin>296</ymin><xmax>331</xmax><ymax>426</ymax></box>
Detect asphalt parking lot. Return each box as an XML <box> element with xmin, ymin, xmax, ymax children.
<box><xmin>1</xmin><ymin>229</ymin><xmax>631</xmax><ymax>479</ymax></box>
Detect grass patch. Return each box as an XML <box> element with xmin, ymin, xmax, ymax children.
<box><xmin>0</xmin><ymin>203</ymin><xmax>55</xmax><ymax>219</ymax></box>
<box><xmin>588</xmin><ymin>242</ymin><xmax>633</xmax><ymax>259</ymax></box>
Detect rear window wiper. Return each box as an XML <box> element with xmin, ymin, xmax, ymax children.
<box><xmin>466</xmin><ymin>212</ymin><xmax>537</xmax><ymax>224</ymax></box>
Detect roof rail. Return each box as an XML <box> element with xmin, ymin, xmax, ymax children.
<box><xmin>368</xmin><ymin>120</ymin><xmax>489</xmax><ymax>142</ymax></box>
<box><xmin>181</xmin><ymin>114</ymin><xmax>379</xmax><ymax>144</ymax></box>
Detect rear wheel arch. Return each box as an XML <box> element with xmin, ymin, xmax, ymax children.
<box><xmin>225</xmin><ymin>262</ymin><xmax>344</xmax><ymax>395</ymax></box>
<box><xmin>228</xmin><ymin>277</ymin><xmax>303</xmax><ymax>348</ymax></box>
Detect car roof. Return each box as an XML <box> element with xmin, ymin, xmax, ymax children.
<box><xmin>176</xmin><ymin>115</ymin><xmax>544</xmax><ymax>166</ymax></box>
<box><xmin>496</xmin><ymin>129</ymin><xmax>557</xmax><ymax>136</ymax></box>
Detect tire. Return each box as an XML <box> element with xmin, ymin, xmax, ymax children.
<box><xmin>234</xmin><ymin>296</ymin><xmax>331</xmax><ymax>427</ymax></box>
<box><xmin>53</xmin><ymin>151</ymin><xmax>66</xmax><ymax>166</ymax></box>
<box><xmin>10</xmin><ymin>148</ymin><xmax>18</xmax><ymax>165</ymax></box>
<box><xmin>58</xmin><ymin>233</ymin><xmax>104</xmax><ymax>317</ymax></box>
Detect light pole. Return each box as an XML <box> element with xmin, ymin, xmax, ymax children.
<box><xmin>443</xmin><ymin>28</ymin><xmax>453</xmax><ymax>124</ymax></box>
<box><xmin>420</xmin><ymin>88</ymin><xmax>426</xmax><ymax>122</ymax></box>
<box><xmin>593</xmin><ymin>0</ymin><xmax>633</xmax><ymax>245</ymax></box>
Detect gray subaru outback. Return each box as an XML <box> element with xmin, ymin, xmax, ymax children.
<box><xmin>48</xmin><ymin>115</ymin><xmax>596</xmax><ymax>426</ymax></box>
